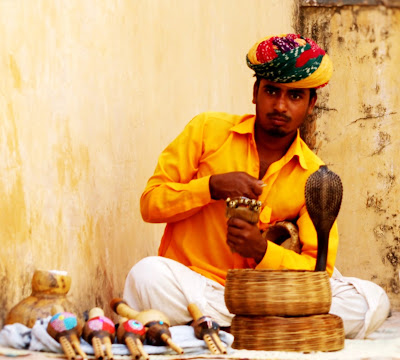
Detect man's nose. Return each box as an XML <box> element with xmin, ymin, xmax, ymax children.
<box><xmin>274</xmin><ymin>94</ymin><xmax>288</xmax><ymax>112</ymax></box>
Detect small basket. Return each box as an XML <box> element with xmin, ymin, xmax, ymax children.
<box><xmin>225</xmin><ymin>269</ymin><xmax>331</xmax><ymax>316</ymax></box>
<box><xmin>231</xmin><ymin>314</ymin><xmax>345</xmax><ymax>352</ymax></box>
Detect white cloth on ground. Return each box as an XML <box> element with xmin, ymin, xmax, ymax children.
<box><xmin>329</xmin><ymin>267</ymin><xmax>391</xmax><ymax>339</ymax></box>
<box><xmin>0</xmin><ymin>316</ymin><xmax>234</xmax><ymax>355</ymax></box>
<box><xmin>0</xmin><ymin>323</ymin><xmax>31</xmax><ymax>349</ymax></box>
<box><xmin>123</xmin><ymin>256</ymin><xmax>391</xmax><ymax>339</ymax></box>
<box><xmin>123</xmin><ymin>255</ymin><xmax>232</xmax><ymax>327</ymax></box>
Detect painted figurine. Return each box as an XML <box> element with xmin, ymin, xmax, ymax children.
<box><xmin>116</xmin><ymin>317</ymin><xmax>149</xmax><ymax>360</ymax></box>
<box><xmin>82</xmin><ymin>307</ymin><xmax>115</xmax><ymax>360</ymax></box>
<box><xmin>188</xmin><ymin>303</ymin><xmax>226</xmax><ymax>354</ymax></box>
<box><xmin>47</xmin><ymin>305</ymin><xmax>87</xmax><ymax>360</ymax></box>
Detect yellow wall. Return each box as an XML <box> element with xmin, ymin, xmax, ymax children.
<box><xmin>298</xmin><ymin>5</ymin><xmax>400</xmax><ymax>308</ymax></box>
<box><xmin>0</xmin><ymin>0</ymin><xmax>295</xmax><ymax>326</ymax></box>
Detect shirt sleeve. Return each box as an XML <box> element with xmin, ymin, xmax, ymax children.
<box><xmin>140</xmin><ymin>113</ymin><xmax>213</xmax><ymax>223</ymax></box>
<box><xmin>255</xmin><ymin>205</ymin><xmax>339</xmax><ymax>276</ymax></box>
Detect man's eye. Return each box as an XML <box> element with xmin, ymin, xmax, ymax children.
<box><xmin>290</xmin><ymin>93</ymin><xmax>302</xmax><ymax>100</ymax></box>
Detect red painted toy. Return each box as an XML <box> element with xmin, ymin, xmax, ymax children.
<box><xmin>83</xmin><ymin>308</ymin><xmax>115</xmax><ymax>360</ymax></box>
<box><xmin>116</xmin><ymin>317</ymin><xmax>149</xmax><ymax>359</ymax></box>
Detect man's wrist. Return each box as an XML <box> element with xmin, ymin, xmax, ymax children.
<box><xmin>209</xmin><ymin>175</ymin><xmax>218</xmax><ymax>200</ymax></box>
<box><xmin>254</xmin><ymin>241</ymin><xmax>268</xmax><ymax>264</ymax></box>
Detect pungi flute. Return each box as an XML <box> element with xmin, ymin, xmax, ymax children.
<box><xmin>187</xmin><ymin>303</ymin><xmax>227</xmax><ymax>354</ymax></box>
<box><xmin>110</xmin><ymin>298</ymin><xmax>184</xmax><ymax>354</ymax></box>
<box><xmin>47</xmin><ymin>305</ymin><xmax>87</xmax><ymax>360</ymax></box>
<box><xmin>82</xmin><ymin>307</ymin><xmax>115</xmax><ymax>360</ymax></box>
<box><xmin>116</xmin><ymin>317</ymin><xmax>149</xmax><ymax>360</ymax></box>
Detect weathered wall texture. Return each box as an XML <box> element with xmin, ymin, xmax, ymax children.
<box><xmin>298</xmin><ymin>5</ymin><xmax>400</xmax><ymax>308</ymax></box>
<box><xmin>0</xmin><ymin>0</ymin><xmax>295</xmax><ymax>327</ymax></box>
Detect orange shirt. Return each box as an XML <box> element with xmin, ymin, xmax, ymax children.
<box><xmin>140</xmin><ymin>112</ymin><xmax>338</xmax><ymax>285</ymax></box>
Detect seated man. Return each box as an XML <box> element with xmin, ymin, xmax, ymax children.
<box><xmin>123</xmin><ymin>33</ymin><xmax>390</xmax><ymax>339</ymax></box>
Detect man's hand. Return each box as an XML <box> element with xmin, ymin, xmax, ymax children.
<box><xmin>226</xmin><ymin>217</ymin><xmax>267</xmax><ymax>263</ymax></box>
<box><xmin>209</xmin><ymin>172</ymin><xmax>265</xmax><ymax>200</ymax></box>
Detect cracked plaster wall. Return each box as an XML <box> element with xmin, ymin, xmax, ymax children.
<box><xmin>298</xmin><ymin>5</ymin><xmax>400</xmax><ymax>308</ymax></box>
<box><xmin>0</xmin><ymin>0</ymin><xmax>295</xmax><ymax>327</ymax></box>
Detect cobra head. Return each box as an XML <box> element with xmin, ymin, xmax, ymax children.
<box><xmin>305</xmin><ymin>165</ymin><xmax>343</xmax><ymax>271</ymax></box>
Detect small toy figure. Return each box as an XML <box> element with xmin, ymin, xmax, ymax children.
<box><xmin>188</xmin><ymin>303</ymin><xmax>226</xmax><ymax>354</ymax></box>
<box><xmin>116</xmin><ymin>317</ymin><xmax>149</xmax><ymax>360</ymax></box>
<box><xmin>82</xmin><ymin>307</ymin><xmax>115</xmax><ymax>360</ymax></box>
<box><xmin>47</xmin><ymin>305</ymin><xmax>87</xmax><ymax>360</ymax></box>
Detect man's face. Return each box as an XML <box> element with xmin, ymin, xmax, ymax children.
<box><xmin>252</xmin><ymin>79</ymin><xmax>317</xmax><ymax>138</ymax></box>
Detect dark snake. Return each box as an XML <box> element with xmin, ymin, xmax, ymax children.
<box><xmin>305</xmin><ymin>165</ymin><xmax>343</xmax><ymax>271</ymax></box>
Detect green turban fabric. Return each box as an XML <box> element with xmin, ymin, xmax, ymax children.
<box><xmin>247</xmin><ymin>34</ymin><xmax>333</xmax><ymax>88</ymax></box>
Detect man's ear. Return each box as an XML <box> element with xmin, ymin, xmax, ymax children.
<box><xmin>252</xmin><ymin>81</ymin><xmax>259</xmax><ymax>104</ymax></box>
<box><xmin>307</xmin><ymin>93</ymin><xmax>318</xmax><ymax>115</ymax></box>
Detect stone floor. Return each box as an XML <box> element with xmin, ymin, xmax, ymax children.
<box><xmin>1</xmin><ymin>312</ymin><xmax>399</xmax><ymax>360</ymax></box>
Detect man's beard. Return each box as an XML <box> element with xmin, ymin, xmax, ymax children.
<box><xmin>264</xmin><ymin>111</ymin><xmax>292</xmax><ymax>137</ymax></box>
<box><xmin>265</xmin><ymin>127</ymin><xmax>289</xmax><ymax>138</ymax></box>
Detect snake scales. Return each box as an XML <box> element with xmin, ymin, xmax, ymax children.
<box><xmin>305</xmin><ymin>165</ymin><xmax>343</xmax><ymax>271</ymax></box>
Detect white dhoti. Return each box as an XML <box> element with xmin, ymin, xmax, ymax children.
<box><xmin>123</xmin><ymin>256</ymin><xmax>391</xmax><ymax>339</ymax></box>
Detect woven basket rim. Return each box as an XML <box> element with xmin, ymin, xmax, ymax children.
<box><xmin>225</xmin><ymin>269</ymin><xmax>331</xmax><ymax>316</ymax></box>
<box><xmin>231</xmin><ymin>314</ymin><xmax>345</xmax><ymax>352</ymax></box>
<box><xmin>227</xmin><ymin>269</ymin><xmax>327</xmax><ymax>273</ymax></box>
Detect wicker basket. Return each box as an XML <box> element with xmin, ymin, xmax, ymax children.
<box><xmin>231</xmin><ymin>314</ymin><xmax>345</xmax><ymax>352</ymax></box>
<box><xmin>225</xmin><ymin>269</ymin><xmax>331</xmax><ymax>316</ymax></box>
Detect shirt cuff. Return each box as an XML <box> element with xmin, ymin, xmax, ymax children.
<box><xmin>255</xmin><ymin>241</ymin><xmax>285</xmax><ymax>270</ymax></box>
<box><xmin>190</xmin><ymin>175</ymin><xmax>212</xmax><ymax>205</ymax></box>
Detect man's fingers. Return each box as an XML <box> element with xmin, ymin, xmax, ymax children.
<box><xmin>252</xmin><ymin>180</ymin><xmax>266</xmax><ymax>197</ymax></box>
<box><xmin>226</xmin><ymin>239</ymin><xmax>235</xmax><ymax>250</ymax></box>
<box><xmin>227</xmin><ymin>236</ymin><xmax>243</xmax><ymax>251</ymax></box>
<box><xmin>226</xmin><ymin>238</ymin><xmax>239</xmax><ymax>254</ymax></box>
<box><xmin>227</xmin><ymin>217</ymin><xmax>249</xmax><ymax>228</ymax></box>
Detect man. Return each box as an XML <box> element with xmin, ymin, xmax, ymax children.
<box><xmin>124</xmin><ymin>34</ymin><xmax>390</xmax><ymax>339</ymax></box>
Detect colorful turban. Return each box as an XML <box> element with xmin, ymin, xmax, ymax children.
<box><xmin>246</xmin><ymin>34</ymin><xmax>333</xmax><ymax>89</ymax></box>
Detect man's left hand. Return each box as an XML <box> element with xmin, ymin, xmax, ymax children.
<box><xmin>226</xmin><ymin>217</ymin><xmax>267</xmax><ymax>263</ymax></box>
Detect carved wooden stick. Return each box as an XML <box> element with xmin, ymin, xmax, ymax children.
<box><xmin>91</xmin><ymin>336</ymin><xmax>104</xmax><ymax>360</ymax></box>
<box><xmin>187</xmin><ymin>303</ymin><xmax>227</xmax><ymax>354</ymax></box>
<box><xmin>59</xmin><ymin>336</ymin><xmax>76</xmax><ymax>360</ymax></box>
<box><xmin>110</xmin><ymin>298</ymin><xmax>184</xmax><ymax>354</ymax></box>
<box><xmin>47</xmin><ymin>305</ymin><xmax>87</xmax><ymax>360</ymax></box>
<box><xmin>82</xmin><ymin>307</ymin><xmax>115</xmax><ymax>360</ymax></box>
<box><xmin>116</xmin><ymin>317</ymin><xmax>149</xmax><ymax>360</ymax></box>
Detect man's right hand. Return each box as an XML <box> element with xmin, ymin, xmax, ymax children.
<box><xmin>209</xmin><ymin>172</ymin><xmax>265</xmax><ymax>200</ymax></box>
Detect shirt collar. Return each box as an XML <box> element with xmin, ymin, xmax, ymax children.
<box><xmin>230</xmin><ymin>115</ymin><xmax>308</xmax><ymax>170</ymax></box>
<box><xmin>230</xmin><ymin>114</ymin><xmax>256</xmax><ymax>135</ymax></box>
<box><xmin>283</xmin><ymin>130</ymin><xmax>308</xmax><ymax>170</ymax></box>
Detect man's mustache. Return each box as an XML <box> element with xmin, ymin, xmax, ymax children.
<box><xmin>267</xmin><ymin>112</ymin><xmax>291</xmax><ymax>122</ymax></box>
